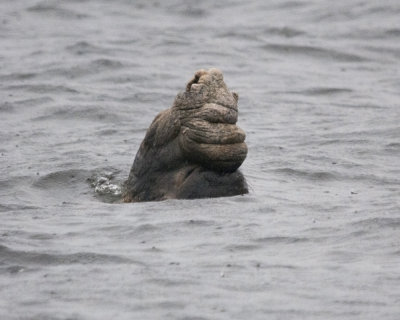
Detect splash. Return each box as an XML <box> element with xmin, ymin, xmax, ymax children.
<box><xmin>88</xmin><ymin>171</ymin><xmax>122</xmax><ymax>202</ymax></box>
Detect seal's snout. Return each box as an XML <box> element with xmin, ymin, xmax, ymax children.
<box><xmin>186</xmin><ymin>69</ymin><xmax>207</xmax><ymax>92</ymax></box>
<box><xmin>178</xmin><ymin>68</ymin><xmax>246</xmax><ymax>173</ymax></box>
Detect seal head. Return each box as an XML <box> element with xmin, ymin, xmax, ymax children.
<box><xmin>123</xmin><ymin>68</ymin><xmax>248</xmax><ymax>202</ymax></box>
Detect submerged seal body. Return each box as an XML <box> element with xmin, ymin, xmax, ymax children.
<box><xmin>123</xmin><ymin>68</ymin><xmax>248</xmax><ymax>202</ymax></box>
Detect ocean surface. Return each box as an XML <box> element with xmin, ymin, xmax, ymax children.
<box><xmin>1</xmin><ymin>0</ymin><xmax>400</xmax><ymax>319</ymax></box>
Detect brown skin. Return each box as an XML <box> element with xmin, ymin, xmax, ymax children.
<box><xmin>123</xmin><ymin>68</ymin><xmax>248</xmax><ymax>202</ymax></box>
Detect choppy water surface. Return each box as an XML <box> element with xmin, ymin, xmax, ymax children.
<box><xmin>1</xmin><ymin>1</ymin><xmax>400</xmax><ymax>319</ymax></box>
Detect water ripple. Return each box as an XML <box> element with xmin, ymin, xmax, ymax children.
<box><xmin>27</xmin><ymin>2</ymin><xmax>89</xmax><ymax>19</ymax></box>
<box><xmin>0</xmin><ymin>244</ymin><xmax>134</xmax><ymax>266</ymax></box>
<box><xmin>263</xmin><ymin>43</ymin><xmax>367</xmax><ymax>62</ymax></box>
<box><xmin>273</xmin><ymin>168</ymin><xmax>338</xmax><ymax>181</ymax></box>
<box><xmin>32</xmin><ymin>105</ymin><xmax>121</xmax><ymax>122</ymax></box>
<box><xmin>255</xmin><ymin>236</ymin><xmax>310</xmax><ymax>244</ymax></box>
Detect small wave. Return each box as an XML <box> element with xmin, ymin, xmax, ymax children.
<box><xmin>0</xmin><ymin>102</ymin><xmax>14</xmax><ymax>112</ymax></box>
<box><xmin>333</xmin><ymin>299</ymin><xmax>387</xmax><ymax>307</ymax></box>
<box><xmin>182</xmin><ymin>7</ymin><xmax>207</xmax><ymax>17</ymax></box>
<box><xmin>386</xmin><ymin>28</ymin><xmax>400</xmax><ymax>37</ymax></box>
<box><xmin>145</xmin><ymin>278</ymin><xmax>197</xmax><ymax>288</ymax></box>
<box><xmin>171</xmin><ymin>4</ymin><xmax>209</xmax><ymax>17</ymax></box>
<box><xmin>6</xmin><ymin>84</ymin><xmax>78</xmax><ymax>94</ymax></box>
<box><xmin>384</xmin><ymin>142</ymin><xmax>400</xmax><ymax>155</ymax></box>
<box><xmin>27</xmin><ymin>2</ymin><xmax>89</xmax><ymax>19</ymax></box>
<box><xmin>270</xmin><ymin>1</ymin><xmax>307</xmax><ymax>10</ymax></box>
<box><xmin>183</xmin><ymin>219</ymin><xmax>215</xmax><ymax>227</ymax></box>
<box><xmin>361</xmin><ymin>44</ymin><xmax>400</xmax><ymax>59</ymax></box>
<box><xmin>154</xmin><ymin>34</ymin><xmax>192</xmax><ymax>48</ymax></box>
<box><xmin>258</xmin><ymin>263</ymin><xmax>298</xmax><ymax>270</ymax></box>
<box><xmin>386</xmin><ymin>142</ymin><xmax>400</xmax><ymax>149</ymax></box>
<box><xmin>66</xmin><ymin>41</ymin><xmax>107</xmax><ymax>55</ymax></box>
<box><xmin>1</xmin><ymin>97</ymin><xmax>54</xmax><ymax>113</ymax></box>
<box><xmin>352</xmin><ymin>174</ymin><xmax>399</xmax><ymax>186</ymax></box>
<box><xmin>31</xmin><ymin>168</ymin><xmax>122</xmax><ymax>202</ymax></box>
<box><xmin>350</xmin><ymin>217</ymin><xmax>400</xmax><ymax>229</ymax></box>
<box><xmin>301</xmin><ymin>87</ymin><xmax>353</xmax><ymax>96</ymax></box>
<box><xmin>132</xmin><ymin>223</ymin><xmax>159</xmax><ymax>234</ymax></box>
<box><xmin>29</xmin><ymin>233</ymin><xmax>56</xmax><ymax>240</ymax></box>
<box><xmin>0</xmin><ymin>265</ymin><xmax>27</xmax><ymax>275</ymax></box>
<box><xmin>342</xmin><ymin>27</ymin><xmax>400</xmax><ymax>40</ymax></box>
<box><xmin>90</xmin><ymin>58</ymin><xmax>124</xmax><ymax>69</ymax></box>
<box><xmin>321</xmin><ymin>127</ymin><xmax>399</xmax><ymax>141</ymax></box>
<box><xmin>16</xmin><ymin>97</ymin><xmax>54</xmax><ymax>106</ymax></box>
<box><xmin>121</xmin><ymin>92</ymin><xmax>171</xmax><ymax>104</ymax></box>
<box><xmin>264</xmin><ymin>26</ymin><xmax>305</xmax><ymax>38</ymax></box>
<box><xmin>319</xmin><ymin>138</ymin><xmax>370</xmax><ymax>146</ymax></box>
<box><xmin>332</xmin><ymin>102</ymin><xmax>384</xmax><ymax>110</ymax></box>
<box><xmin>32</xmin><ymin>105</ymin><xmax>121</xmax><ymax>122</ymax></box>
<box><xmin>31</xmin><ymin>168</ymin><xmax>98</xmax><ymax>202</ymax></box>
<box><xmin>225</xmin><ymin>243</ymin><xmax>260</xmax><ymax>251</ymax></box>
<box><xmin>97</xmin><ymin>129</ymin><xmax>119</xmax><ymax>136</ymax></box>
<box><xmin>273</xmin><ymin>168</ymin><xmax>337</xmax><ymax>181</ymax></box>
<box><xmin>97</xmin><ymin>72</ymin><xmax>148</xmax><ymax>84</ymax></box>
<box><xmin>263</xmin><ymin>43</ymin><xmax>367</xmax><ymax>62</ymax></box>
<box><xmin>40</xmin><ymin>58</ymin><xmax>125</xmax><ymax>79</ymax></box>
<box><xmin>0</xmin><ymin>72</ymin><xmax>36</xmax><ymax>81</ymax></box>
<box><xmin>273</xmin><ymin>167</ymin><xmax>399</xmax><ymax>186</ymax></box>
<box><xmin>0</xmin><ymin>203</ymin><xmax>39</xmax><ymax>212</ymax></box>
<box><xmin>0</xmin><ymin>244</ymin><xmax>133</xmax><ymax>266</ymax></box>
<box><xmin>255</xmin><ymin>236</ymin><xmax>309</xmax><ymax>244</ymax></box>
<box><xmin>32</xmin><ymin>169</ymin><xmax>89</xmax><ymax>190</ymax></box>
<box><xmin>217</xmin><ymin>30</ymin><xmax>260</xmax><ymax>42</ymax></box>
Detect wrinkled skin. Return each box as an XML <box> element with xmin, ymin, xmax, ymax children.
<box><xmin>123</xmin><ymin>68</ymin><xmax>248</xmax><ymax>202</ymax></box>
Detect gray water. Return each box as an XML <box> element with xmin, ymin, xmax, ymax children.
<box><xmin>1</xmin><ymin>0</ymin><xmax>400</xmax><ymax>319</ymax></box>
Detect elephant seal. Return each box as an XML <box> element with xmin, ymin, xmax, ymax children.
<box><xmin>123</xmin><ymin>68</ymin><xmax>248</xmax><ymax>202</ymax></box>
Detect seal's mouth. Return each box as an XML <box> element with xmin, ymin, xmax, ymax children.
<box><xmin>184</xmin><ymin>70</ymin><xmax>239</xmax><ymax>114</ymax></box>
